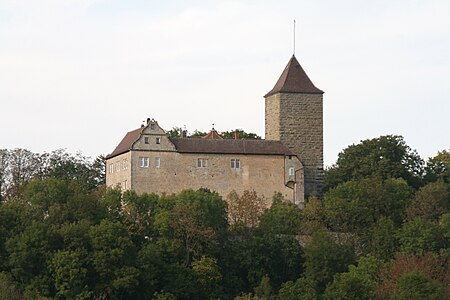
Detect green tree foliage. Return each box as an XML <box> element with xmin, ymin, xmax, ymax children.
<box><xmin>258</xmin><ymin>194</ymin><xmax>302</xmax><ymax>235</ymax></box>
<box><xmin>303</xmin><ymin>230</ymin><xmax>356</xmax><ymax>293</ymax></box>
<box><xmin>322</xmin><ymin>255</ymin><xmax>382</xmax><ymax>300</ymax></box>
<box><xmin>369</xmin><ymin>217</ymin><xmax>398</xmax><ymax>261</ymax></box>
<box><xmin>325</xmin><ymin>135</ymin><xmax>424</xmax><ymax>189</ymax></box>
<box><xmin>404</xmin><ymin>181</ymin><xmax>450</xmax><ymax>222</ymax></box>
<box><xmin>324</xmin><ymin>177</ymin><xmax>413</xmax><ymax>232</ymax></box>
<box><xmin>394</xmin><ymin>270</ymin><xmax>446</xmax><ymax>300</ymax></box>
<box><xmin>397</xmin><ymin>217</ymin><xmax>445</xmax><ymax>255</ymax></box>
<box><xmin>424</xmin><ymin>150</ymin><xmax>450</xmax><ymax>183</ymax></box>
<box><xmin>278</xmin><ymin>277</ymin><xmax>318</xmax><ymax>300</ymax></box>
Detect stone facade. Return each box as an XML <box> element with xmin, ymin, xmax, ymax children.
<box><xmin>106</xmin><ymin>121</ymin><xmax>304</xmax><ymax>206</ymax></box>
<box><xmin>265</xmin><ymin>93</ymin><xmax>323</xmax><ymax>196</ymax></box>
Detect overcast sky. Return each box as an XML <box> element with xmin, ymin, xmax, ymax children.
<box><xmin>1</xmin><ymin>0</ymin><xmax>449</xmax><ymax>167</ymax></box>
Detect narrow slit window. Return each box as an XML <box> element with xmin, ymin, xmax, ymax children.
<box><xmin>289</xmin><ymin>167</ymin><xmax>295</xmax><ymax>176</ymax></box>
<box><xmin>155</xmin><ymin>157</ymin><xmax>160</xmax><ymax>168</ymax></box>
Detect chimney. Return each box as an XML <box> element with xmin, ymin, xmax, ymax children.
<box><xmin>234</xmin><ymin>130</ymin><xmax>240</xmax><ymax>140</ymax></box>
<box><xmin>182</xmin><ymin>130</ymin><xmax>187</xmax><ymax>138</ymax></box>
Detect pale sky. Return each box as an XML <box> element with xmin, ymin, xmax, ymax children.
<box><xmin>1</xmin><ymin>0</ymin><xmax>449</xmax><ymax>167</ymax></box>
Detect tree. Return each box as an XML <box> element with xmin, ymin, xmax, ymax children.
<box><xmin>394</xmin><ymin>270</ymin><xmax>446</xmax><ymax>300</ymax></box>
<box><xmin>0</xmin><ymin>149</ymin><xmax>9</xmax><ymax>202</ymax></box>
<box><xmin>397</xmin><ymin>217</ymin><xmax>445</xmax><ymax>255</ymax></box>
<box><xmin>258</xmin><ymin>194</ymin><xmax>302</xmax><ymax>235</ymax></box>
<box><xmin>303</xmin><ymin>230</ymin><xmax>356</xmax><ymax>293</ymax></box>
<box><xmin>404</xmin><ymin>181</ymin><xmax>449</xmax><ymax>222</ymax></box>
<box><xmin>88</xmin><ymin>220</ymin><xmax>139</xmax><ymax>299</ymax></box>
<box><xmin>322</xmin><ymin>255</ymin><xmax>382</xmax><ymax>300</ymax></box>
<box><xmin>220</xmin><ymin>129</ymin><xmax>261</xmax><ymax>139</ymax></box>
<box><xmin>377</xmin><ymin>252</ymin><xmax>449</xmax><ymax>299</ymax></box>
<box><xmin>192</xmin><ymin>256</ymin><xmax>223</xmax><ymax>298</ymax></box>
<box><xmin>424</xmin><ymin>150</ymin><xmax>450</xmax><ymax>183</ymax></box>
<box><xmin>278</xmin><ymin>277</ymin><xmax>318</xmax><ymax>300</ymax></box>
<box><xmin>227</xmin><ymin>190</ymin><xmax>265</xmax><ymax>233</ymax></box>
<box><xmin>325</xmin><ymin>135</ymin><xmax>424</xmax><ymax>189</ymax></box>
<box><xmin>368</xmin><ymin>217</ymin><xmax>398</xmax><ymax>261</ymax></box>
<box><xmin>323</xmin><ymin>177</ymin><xmax>413</xmax><ymax>232</ymax></box>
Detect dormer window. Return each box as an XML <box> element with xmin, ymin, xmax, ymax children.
<box><xmin>156</xmin><ymin>137</ymin><xmax>161</xmax><ymax>144</ymax></box>
<box><xmin>150</xmin><ymin>123</ymin><xmax>155</xmax><ymax>130</ymax></box>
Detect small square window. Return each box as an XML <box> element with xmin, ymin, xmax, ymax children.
<box><xmin>156</xmin><ymin>137</ymin><xmax>161</xmax><ymax>144</ymax></box>
<box><xmin>289</xmin><ymin>167</ymin><xmax>295</xmax><ymax>176</ymax></box>
<box><xmin>231</xmin><ymin>159</ymin><xmax>240</xmax><ymax>169</ymax></box>
<box><xmin>144</xmin><ymin>137</ymin><xmax>149</xmax><ymax>144</ymax></box>
<box><xmin>155</xmin><ymin>157</ymin><xmax>160</xmax><ymax>168</ymax></box>
<box><xmin>197</xmin><ymin>158</ymin><xmax>207</xmax><ymax>168</ymax></box>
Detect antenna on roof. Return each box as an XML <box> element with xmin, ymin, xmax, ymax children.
<box><xmin>293</xmin><ymin>19</ymin><xmax>296</xmax><ymax>56</ymax></box>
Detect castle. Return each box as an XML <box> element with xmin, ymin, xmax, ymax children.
<box><xmin>106</xmin><ymin>55</ymin><xmax>324</xmax><ymax>207</ymax></box>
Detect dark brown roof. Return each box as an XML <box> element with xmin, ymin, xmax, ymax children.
<box><xmin>265</xmin><ymin>55</ymin><xmax>323</xmax><ymax>97</ymax></box>
<box><xmin>106</xmin><ymin>127</ymin><xmax>142</xmax><ymax>159</ymax></box>
<box><xmin>170</xmin><ymin>137</ymin><xmax>294</xmax><ymax>156</ymax></box>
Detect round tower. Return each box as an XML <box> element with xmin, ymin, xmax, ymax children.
<box><xmin>265</xmin><ymin>55</ymin><xmax>324</xmax><ymax>197</ymax></box>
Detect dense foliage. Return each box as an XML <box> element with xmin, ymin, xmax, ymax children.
<box><xmin>0</xmin><ymin>140</ymin><xmax>449</xmax><ymax>299</ymax></box>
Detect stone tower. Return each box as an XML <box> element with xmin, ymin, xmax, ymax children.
<box><xmin>265</xmin><ymin>55</ymin><xmax>324</xmax><ymax>197</ymax></box>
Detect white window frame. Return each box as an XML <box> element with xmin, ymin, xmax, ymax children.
<box><xmin>155</xmin><ymin>157</ymin><xmax>160</xmax><ymax>168</ymax></box>
<box><xmin>231</xmin><ymin>158</ymin><xmax>240</xmax><ymax>169</ymax></box>
<box><xmin>109</xmin><ymin>163</ymin><xmax>114</xmax><ymax>174</ymax></box>
<box><xmin>123</xmin><ymin>159</ymin><xmax>128</xmax><ymax>170</ymax></box>
<box><xmin>139</xmin><ymin>157</ymin><xmax>149</xmax><ymax>168</ymax></box>
<box><xmin>197</xmin><ymin>158</ymin><xmax>208</xmax><ymax>168</ymax></box>
<box><xmin>115</xmin><ymin>161</ymin><xmax>120</xmax><ymax>172</ymax></box>
<box><xmin>289</xmin><ymin>167</ymin><xmax>295</xmax><ymax>176</ymax></box>
<box><xmin>156</xmin><ymin>137</ymin><xmax>161</xmax><ymax>144</ymax></box>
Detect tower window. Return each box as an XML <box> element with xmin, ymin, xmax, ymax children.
<box><xmin>139</xmin><ymin>157</ymin><xmax>149</xmax><ymax>168</ymax></box>
<box><xmin>144</xmin><ymin>137</ymin><xmax>149</xmax><ymax>144</ymax></box>
<box><xmin>231</xmin><ymin>159</ymin><xmax>240</xmax><ymax>169</ymax></box>
<box><xmin>197</xmin><ymin>158</ymin><xmax>208</xmax><ymax>168</ymax></box>
<box><xmin>289</xmin><ymin>167</ymin><xmax>295</xmax><ymax>176</ymax></box>
<box><xmin>155</xmin><ymin>157</ymin><xmax>160</xmax><ymax>168</ymax></box>
<box><xmin>156</xmin><ymin>137</ymin><xmax>161</xmax><ymax>144</ymax></box>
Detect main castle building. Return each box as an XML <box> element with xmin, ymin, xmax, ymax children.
<box><xmin>106</xmin><ymin>55</ymin><xmax>324</xmax><ymax>206</ymax></box>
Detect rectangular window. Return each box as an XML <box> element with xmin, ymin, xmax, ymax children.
<box><xmin>150</xmin><ymin>123</ymin><xmax>155</xmax><ymax>130</ymax></box>
<box><xmin>109</xmin><ymin>163</ymin><xmax>114</xmax><ymax>174</ymax></box>
<box><xmin>144</xmin><ymin>137</ymin><xmax>149</xmax><ymax>144</ymax></box>
<box><xmin>197</xmin><ymin>158</ymin><xmax>208</xmax><ymax>168</ymax></box>
<box><xmin>123</xmin><ymin>159</ymin><xmax>127</xmax><ymax>170</ymax></box>
<box><xmin>155</xmin><ymin>157</ymin><xmax>160</xmax><ymax>168</ymax></box>
<box><xmin>139</xmin><ymin>157</ymin><xmax>149</xmax><ymax>168</ymax></box>
<box><xmin>123</xmin><ymin>180</ymin><xmax>127</xmax><ymax>189</ymax></box>
<box><xmin>156</xmin><ymin>137</ymin><xmax>161</xmax><ymax>144</ymax></box>
<box><xmin>115</xmin><ymin>161</ymin><xmax>120</xmax><ymax>172</ymax></box>
<box><xmin>231</xmin><ymin>158</ymin><xmax>240</xmax><ymax>169</ymax></box>
<box><xmin>289</xmin><ymin>167</ymin><xmax>295</xmax><ymax>176</ymax></box>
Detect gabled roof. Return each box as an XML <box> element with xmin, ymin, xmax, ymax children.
<box><xmin>106</xmin><ymin>127</ymin><xmax>142</xmax><ymax>159</ymax></box>
<box><xmin>265</xmin><ymin>55</ymin><xmax>323</xmax><ymax>97</ymax></box>
<box><xmin>169</xmin><ymin>137</ymin><xmax>294</xmax><ymax>156</ymax></box>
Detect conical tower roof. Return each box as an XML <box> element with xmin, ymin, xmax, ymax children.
<box><xmin>265</xmin><ymin>55</ymin><xmax>323</xmax><ymax>97</ymax></box>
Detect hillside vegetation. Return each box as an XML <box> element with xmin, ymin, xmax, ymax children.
<box><xmin>0</xmin><ymin>136</ymin><xmax>448</xmax><ymax>299</ymax></box>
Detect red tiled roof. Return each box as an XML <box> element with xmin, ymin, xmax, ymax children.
<box><xmin>169</xmin><ymin>137</ymin><xmax>294</xmax><ymax>156</ymax></box>
<box><xmin>265</xmin><ymin>55</ymin><xmax>323</xmax><ymax>97</ymax></box>
<box><xmin>106</xmin><ymin>127</ymin><xmax>142</xmax><ymax>159</ymax></box>
<box><xmin>202</xmin><ymin>129</ymin><xmax>223</xmax><ymax>139</ymax></box>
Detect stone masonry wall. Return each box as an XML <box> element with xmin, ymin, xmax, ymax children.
<box><xmin>128</xmin><ymin>150</ymin><xmax>302</xmax><ymax>207</ymax></box>
<box><xmin>265</xmin><ymin>93</ymin><xmax>324</xmax><ymax>197</ymax></box>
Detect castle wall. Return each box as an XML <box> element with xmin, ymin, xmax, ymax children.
<box><xmin>106</xmin><ymin>152</ymin><xmax>132</xmax><ymax>191</ymax></box>
<box><xmin>265</xmin><ymin>93</ymin><xmax>324</xmax><ymax>197</ymax></box>
<box><xmin>127</xmin><ymin>150</ymin><xmax>303</xmax><ymax>206</ymax></box>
